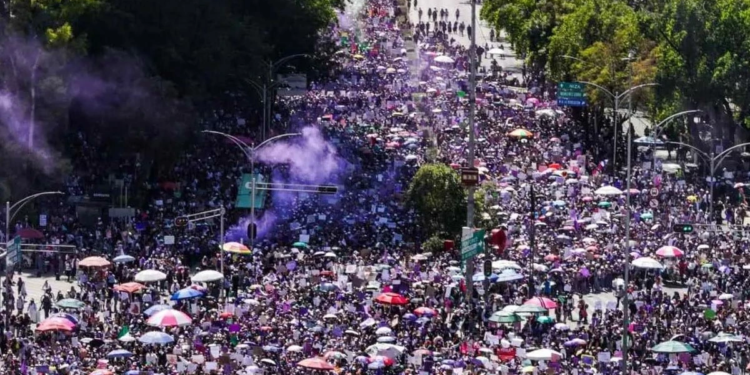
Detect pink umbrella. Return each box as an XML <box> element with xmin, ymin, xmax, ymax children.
<box><xmin>147</xmin><ymin>309</ymin><xmax>193</xmax><ymax>327</ymax></box>
<box><xmin>655</xmin><ymin>246</ymin><xmax>684</xmax><ymax>258</ymax></box>
<box><xmin>523</xmin><ymin>297</ymin><xmax>558</xmax><ymax>309</ymax></box>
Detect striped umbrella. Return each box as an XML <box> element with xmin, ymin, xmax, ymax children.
<box><xmin>656</xmin><ymin>246</ymin><xmax>684</xmax><ymax>258</ymax></box>
<box><xmin>508</xmin><ymin>129</ymin><xmax>533</xmax><ymax>138</ymax></box>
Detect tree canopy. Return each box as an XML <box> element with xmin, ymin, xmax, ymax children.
<box><xmin>482</xmin><ymin>0</ymin><xmax>750</xmax><ymax>131</ymax></box>
<box><xmin>0</xmin><ymin>0</ymin><xmax>341</xmax><ymax>199</ymax></box>
<box><xmin>406</xmin><ymin>164</ymin><xmax>467</xmax><ymax>238</ymax></box>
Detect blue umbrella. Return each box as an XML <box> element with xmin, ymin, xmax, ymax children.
<box><xmin>472</xmin><ymin>273</ymin><xmax>486</xmax><ymax>282</ymax></box>
<box><xmin>317</xmin><ymin>283</ymin><xmax>339</xmax><ymax>292</ymax></box>
<box><xmin>144</xmin><ymin>304</ymin><xmax>172</xmax><ymax>316</ymax></box>
<box><xmin>138</xmin><ymin>331</ymin><xmax>175</xmax><ymax>345</ymax></box>
<box><xmin>126</xmin><ymin>371</ymin><xmax>140</xmax><ymax>375</ymax></box>
<box><xmin>262</xmin><ymin>345</ymin><xmax>281</xmax><ymax>352</ymax></box>
<box><xmin>170</xmin><ymin>287</ymin><xmax>204</xmax><ymax>301</ymax></box>
<box><xmin>402</xmin><ymin>313</ymin><xmax>417</xmax><ymax>321</ymax></box>
<box><xmin>107</xmin><ymin>349</ymin><xmax>133</xmax><ymax>358</ymax></box>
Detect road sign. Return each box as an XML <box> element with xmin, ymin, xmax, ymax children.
<box><xmin>6</xmin><ymin>236</ymin><xmax>21</xmax><ymax>268</ymax></box>
<box><xmin>650</xmin><ymin>188</ymin><xmax>659</xmax><ymax>197</ymax></box>
<box><xmin>461</xmin><ymin>168</ymin><xmax>480</xmax><ymax>186</ymax></box>
<box><xmin>461</xmin><ymin>228</ymin><xmax>486</xmax><ymax>261</ymax></box>
<box><xmin>557</xmin><ymin>82</ymin><xmax>587</xmax><ymax>107</ymax></box>
<box><xmin>649</xmin><ymin>199</ymin><xmax>659</xmax><ymax>208</ymax></box>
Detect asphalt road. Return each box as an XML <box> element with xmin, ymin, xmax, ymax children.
<box><xmin>407</xmin><ymin>0</ymin><xmax>524</xmax><ymax>79</ymax></box>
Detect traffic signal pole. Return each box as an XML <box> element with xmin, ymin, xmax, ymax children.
<box><xmin>175</xmin><ymin>208</ymin><xmax>226</xmax><ymax>292</ymax></box>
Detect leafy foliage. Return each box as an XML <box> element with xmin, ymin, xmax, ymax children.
<box><xmin>406</xmin><ymin>164</ymin><xmax>467</xmax><ymax>237</ymax></box>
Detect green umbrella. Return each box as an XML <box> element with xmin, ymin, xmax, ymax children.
<box><xmin>489</xmin><ymin>312</ymin><xmax>520</xmax><ymax>323</ymax></box>
<box><xmin>651</xmin><ymin>341</ymin><xmax>695</xmax><ymax>353</ymax></box>
<box><xmin>57</xmin><ymin>298</ymin><xmax>85</xmax><ymax>309</ymax></box>
<box><xmin>598</xmin><ymin>201</ymin><xmax>612</xmax><ymax>208</ymax></box>
<box><xmin>536</xmin><ymin>316</ymin><xmax>555</xmax><ymax>324</ymax></box>
<box><xmin>292</xmin><ymin>242</ymin><xmax>308</xmax><ymax>248</ymax></box>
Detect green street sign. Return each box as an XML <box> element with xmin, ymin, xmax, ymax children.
<box><xmin>557</xmin><ymin>82</ymin><xmax>587</xmax><ymax>107</ymax></box>
<box><xmin>461</xmin><ymin>229</ymin><xmax>486</xmax><ymax>261</ymax></box>
<box><xmin>6</xmin><ymin>236</ymin><xmax>21</xmax><ymax>268</ymax></box>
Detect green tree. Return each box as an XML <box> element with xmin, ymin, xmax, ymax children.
<box><xmin>651</xmin><ymin>0</ymin><xmax>750</xmax><ymax>132</ymax></box>
<box><xmin>406</xmin><ymin>164</ymin><xmax>466</xmax><ymax>237</ymax></box>
<box><xmin>481</xmin><ymin>0</ymin><xmax>579</xmax><ymax>80</ymax></box>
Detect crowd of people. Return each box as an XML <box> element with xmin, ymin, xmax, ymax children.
<box><xmin>0</xmin><ymin>0</ymin><xmax>749</xmax><ymax>374</ymax></box>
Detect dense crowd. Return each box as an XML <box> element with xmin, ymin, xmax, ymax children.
<box><xmin>0</xmin><ymin>0</ymin><xmax>749</xmax><ymax>374</ymax></box>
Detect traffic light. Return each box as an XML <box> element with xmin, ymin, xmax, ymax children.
<box><xmin>672</xmin><ymin>224</ymin><xmax>694</xmax><ymax>233</ymax></box>
<box><xmin>175</xmin><ymin>216</ymin><xmax>189</xmax><ymax>227</ymax></box>
<box><xmin>317</xmin><ymin>185</ymin><xmax>338</xmax><ymax>195</ymax></box>
<box><xmin>247</xmin><ymin>223</ymin><xmax>257</xmax><ymax>239</ymax></box>
<box><xmin>483</xmin><ymin>259</ymin><xmax>493</xmax><ymax>277</ymax></box>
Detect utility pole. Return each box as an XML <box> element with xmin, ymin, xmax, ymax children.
<box><xmin>464</xmin><ymin>0</ymin><xmax>478</xmax><ymax>305</ymax></box>
<box><xmin>528</xmin><ymin>184</ymin><xmax>536</xmax><ymax>298</ymax></box>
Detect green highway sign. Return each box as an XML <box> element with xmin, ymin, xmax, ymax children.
<box><xmin>461</xmin><ymin>229</ymin><xmax>486</xmax><ymax>261</ymax></box>
<box><xmin>557</xmin><ymin>82</ymin><xmax>587</xmax><ymax>107</ymax></box>
<box><xmin>6</xmin><ymin>236</ymin><xmax>21</xmax><ymax>268</ymax></box>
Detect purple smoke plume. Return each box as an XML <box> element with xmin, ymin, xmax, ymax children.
<box><xmin>225</xmin><ymin>211</ymin><xmax>278</xmax><ymax>242</ymax></box>
<box><xmin>256</xmin><ymin>126</ymin><xmax>348</xmax><ymax>184</ymax></box>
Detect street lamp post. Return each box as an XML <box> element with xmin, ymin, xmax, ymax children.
<box><xmin>577</xmin><ymin>81</ymin><xmax>655</xmax><ymax>375</ymax></box>
<box><xmin>663</xmin><ymin>141</ymin><xmax>750</xmax><ymax>224</ymax></box>
<box><xmin>578</xmin><ymin>81</ymin><xmax>657</xmax><ymax>174</ymax></box>
<box><xmin>6</xmin><ymin>191</ymin><xmax>64</xmax><ymax>244</ymax></box>
<box><xmin>464</xmin><ymin>0</ymin><xmax>478</xmax><ymax>306</ymax></box>
<box><xmin>202</xmin><ymin>130</ymin><xmax>301</xmax><ymax>248</ymax></box>
<box><xmin>246</xmin><ymin>54</ymin><xmax>309</xmax><ymax>141</ymax></box>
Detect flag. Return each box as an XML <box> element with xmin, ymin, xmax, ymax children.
<box><xmin>117</xmin><ymin>325</ymin><xmax>129</xmax><ymax>338</ymax></box>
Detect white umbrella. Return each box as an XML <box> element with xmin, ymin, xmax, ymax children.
<box><xmin>434</xmin><ymin>55</ymin><xmax>455</xmax><ymax>63</ymax></box>
<box><xmin>365</xmin><ymin>343</ymin><xmax>405</xmax><ymax>358</ymax></box>
<box><xmin>191</xmin><ymin>270</ymin><xmax>224</xmax><ymax>283</ymax></box>
<box><xmin>526</xmin><ymin>349</ymin><xmax>563</xmax><ymax>361</ymax></box>
<box><xmin>488</xmin><ymin>48</ymin><xmax>504</xmax><ymax>55</ymax></box>
<box><xmin>287</xmin><ymin>345</ymin><xmax>303</xmax><ymax>352</ymax></box>
<box><xmin>495</xmin><ymin>269</ymin><xmax>524</xmax><ymax>282</ymax></box>
<box><xmin>493</xmin><ymin>260</ymin><xmax>522</xmax><ymax>270</ymax></box>
<box><xmin>595</xmin><ymin>186</ymin><xmax>624</xmax><ymax>196</ymax></box>
<box><xmin>632</xmin><ymin>257</ymin><xmax>664</xmax><ymax>269</ymax></box>
<box><xmin>118</xmin><ymin>333</ymin><xmax>136</xmax><ymax>342</ymax></box>
<box><xmin>375</xmin><ymin>327</ymin><xmax>392</xmax><ymax>336</ymax></box>
<box><xmin>135</xmin><ymin>269</ymin><xmax>167</xmax><ymax>283</ymax></box>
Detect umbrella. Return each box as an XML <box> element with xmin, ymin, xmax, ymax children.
<box><xmin>374</xmin><ymin>292</ymin><xmax>409</xmax><ymax>305</ymax></box>
<box><xmin>523</xmin><ymin>297</ymin><xmax>558</xmax><ymax>309</ymax></box>
<box><xmin>191</xmin><ymin>270</ymin><xmax>224</xmax><ymax>283</ymax></box>
<box><xmin>656</xmin><ymin>246</ymin><xmax>684</xmax><ymax>258</ymax></box>
<box><xmin>222</xmin><ymin>241</ymin><xmax>252</xmax><ymax>255</ymax></box>
<box><xmin>287</xmin><ymin>345</ymin><xmax>304</xmax><ymax>352</ymax></box>
<box><xmin>651</xmin><ymin>341</ymin><xmax>695</xmax><ymax>353</ymax></box>
<box><xmin>113</xmin><ymin>282</ymin><xmax>147</xmax><ymax>293</ymax></box>
<box><xmin>79</xmin><ymin>256</ymin><xmax>111</xmax><ymax>267</ymax></box>
<box><xmin>595</xmin><ymin>186</ymin><xmax>624</xmax><ymax>196</ymax></box>
<box><xmin>526</xmin><ymin>349</ymin><xmax>562</xmax><ymax>361</ymax></box>
<box><xmin>18</xmin><ymin>227</ymin><xmax>43</xmax><ymax>239</ymax></box>
<box><xmin>144</xmin><ymin>304</ymin><xmax>172</xmax><ymax>316</ymax></box>
<box><xmin>50</xmin><ymin>313</ymin><xmax>79</xmax><ymax>325</ymax></box>
<box><xmin>632</xmin><ymin>257</ymin><xmax>665</xmax><ymax>269</ymax></box>
<box><xmin>113</xmin><ymin>254</ymin><xmax>136</xmax><ymax>263</ymax></box>
<box><xmin>171</xmin><ymin>287</ymin><xmax>205</xmax><ymax>301</ymax></box>
<box><xmin>434</xmin><ymin>55</ymin><xmax>455</xmax><ymax>63</ymax></box>
<box><xmin>107</xmin><ymin>349</ymin><xmax>133</xmax><ymax>358</ymax></box>
<box><xmin>297</xmin><ymin>357</ymin><xmax>335</xmax><ymax>371</ymax></box>
<box><xmin>293</xmin><ymin>242</ymin><xmax>308</xmax><ymax>248</ymax></box>
<box><xmin>56</xmin><ymin>298</ymin><xmax>85</xmax><ymax>309</ymax></box>
<box><xmin>489</xmin><ymin>311</ymin><xmax>520</xmax><ymax>323</ymax></box>
<box><xmin>708</xmin><ymin>332</ymin><xmax>743</xmax><ymax>343</ymax></box>
<box><xmin>496</xmin><ymin>269</ymin><xmax>524</xmax><ymax>282</ymax></box>
<box><xmin>536</xmin><ymin>316</ymin><xmax>554</xmax><ymax>324</ymax></box>
<box><xmin>514</xmin><ymin>305</ymin><xmax>548</xmax><ymax>314</ymax></box>
<box><xmin>135</xmin><ymin>269</ymin><xmax>167</xmax><ymax>283</ymax></box>
<box><xmin>365</xmin><ymin>343</ymin><xmax>405</xmax><ymax>358</ymax></box>
<box><xmin>414</xmin><ymin>307</ymin><xmax>437</xmax><ymax>316</ymax></box>
<box><xmin>508</xmin><ymin>129</ymin><xmax>533</xmax><ymax>138</ymax></box>
<box><xmin>138</xmin><ymin>331</ymin><xmax>175</xmax><ymax>345</ymax></box>
<box><xmin>36</xmin><ymin>317</ymin><xmax>75</xmax><ymax>331</ymax></box>
<box><xmin>147</xmin><ymin>309</ymin><xmax>193</xmax><ymax>327</ymax></box>
<box><xmin>375</xmin><ymin>327</ymin><xmax>393</xmax><ymax>336</ymax></box>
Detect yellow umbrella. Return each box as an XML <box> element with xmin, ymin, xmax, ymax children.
<box><xmin>687</xmin><ymin>195</ymin><xmax>698</xmax><ymax>202</ymax></box>
<box><xmin>522</xmin><ymin>366</ymin><xmax>536</xmax><ymax>373</ymax></box>
<box><xmin>353</xmin><ymin>54</ymin><xmax>365</xmax><ymax>60</ymax></box>
<box><xmin>222</xmin><ymin>241</ymin><xmax>252</xmax><ymax>255</ymax></box>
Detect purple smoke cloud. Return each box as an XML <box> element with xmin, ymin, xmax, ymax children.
<box><xmin>256</xmin><ymin>126</ymin><xmax>347</xmax><ymax>184</ymax></box>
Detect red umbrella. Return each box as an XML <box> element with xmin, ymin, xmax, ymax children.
<box><xmin>298</xmin><ymin>357</ymin><xmax>335</xmax><ymax>371</ymax></box>
<box><xmin>17</xmin><ymin>227</ymin><xmax>43</xmax><ymax>239</ymax></box>
<box><xmin>374</xmin><ymin>292</ymin><xmax>409</xmax><ymax>305</ymax></box>
<box><xmin>79</xmin><ymin>256</ymin><xmax>111</xmax><ymax>268</ymax></box>
<box><xmin>219</xmin><ymin>311</ymin><xmax>234</xmax><ymax>319</ymax></box>
<box><xmin>113</xmin><ymin>282</ymin><xmax>146</xmax><ymax>293</ymax></box>
<box><xmin>37</xmin><ymin>317</ymin><xmax>75</xmax><ymax>331</ymax></box>
<box><xmin>523</xmin><ymin>297</ymin><xmax>558</xmax><ymax>309</ymax></box>
<box><xmin>413</xmin><ymin>307</ymin><xmax>437</xmax><ymax>316</ymax></box>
